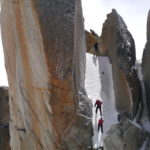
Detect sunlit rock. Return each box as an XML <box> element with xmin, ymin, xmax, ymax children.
<box><xmin>101</xmin><ymin>9</ymin><xmax>142</xmax><ymax>119</ymax></box>
<box><xmin>1</xmin><ymin>0</ymin><xmax>92</xmax><ymax>150</ymax></box>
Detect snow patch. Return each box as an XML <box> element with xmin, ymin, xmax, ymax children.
<box><xmin>85</xmin><ymin>53</ymin><xmax>118</xmax><ymax>148</ymax></box>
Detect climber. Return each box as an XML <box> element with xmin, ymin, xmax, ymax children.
<box><xmin>93</xmin><ymin>43</ymin><xmax>99</xmax><ymax>56</ymax></box>
<box><xmin>94</xmin><ymin>99</ymin><xmax>102</xmax><ymax>115</ymax></box>
<box><xmin>98</xmin><ymin>117</ymin><xmax>104</xmax><ymax>133</ymax></box>
<box><xmin>100</xmin><ymin>146</ymin><xmax>104</xmax><ymax>150</ymax></box>
<box><xmin>0</xmin><ymin>124</ymin><xmax>9</xmax><ymax>129</ymax></box>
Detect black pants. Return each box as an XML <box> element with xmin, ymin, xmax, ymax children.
<box><xmin>100</xmin><ymin>146</ymin><xmax>104</xmax><ymax>150</ymax></box>
<box><xmin>96</xmin><ymin>106</ymin><xmax>102</xmax><ymax>116</ymax></box>
<box><xmin>98</xmin><ymin>125</ymin><xmax>103</xmax><ymax>133</ymax></box>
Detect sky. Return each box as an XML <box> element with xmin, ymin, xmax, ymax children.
<box><xmin>0</xmin><ymin>0</ymin><xmax>150</xmax><ymax>85</ymax></box>
<box><xmin>0</xmin><ymin>30</ymin><xmax>8</xmax><ymax>86</ymax></box>
<box><xmin>82</xmin><ymin>0</ymin><xmax>150</xmax><ymax>60</ymax></box>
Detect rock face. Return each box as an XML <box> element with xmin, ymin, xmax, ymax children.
<box><xmin>0</xmin><ymin>87</ymin><xmax>10</xmax><ymax>150</ymax></box>
<box><xmin>1</xmin><ymin>0</ymin><xmax>92</xmax><ymax>150</ymax></box>
<box><xmin>85</xmin><ymin>30</ymin><xmax>99</xmax><ymax>54</ymax></box>
<box><xmin>142</xmin><ymin>10</ymin><xmax>150</xmax><ymax>120</ymax></box>
<box><xmin>101</xmin><ymin>9</ymin><xmax>142</xmax><ymax>118</ymax></box>
<box><xmin>103</xmin><ymin>118</ymin><xmax>146</xmax><ymax>150</ymax></box>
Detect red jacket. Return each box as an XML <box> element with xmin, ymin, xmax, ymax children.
<box><xmin>95</xmin><ymin>100</ymin><xmax>102</xmax><ymax>107</ymax></box>
<box><xmin>98</xmin><ymin>119</ymin><xmax>104</xmax><ymax>126</ymax></box>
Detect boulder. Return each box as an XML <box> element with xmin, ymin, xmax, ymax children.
<box><xmin>104</xmin><ymin>118</ymin><xmax>146</xmax><ymax>150</ymax></box>
<box><xmin>1</xmin><ymin>0</ymin><xmax>92</xmax><ymax>150</ymax></box>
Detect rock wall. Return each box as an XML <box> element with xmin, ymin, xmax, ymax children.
<box><xmin>85</xmin><ymin>30</ymin><xmax>104</xmax><ymax>56</ymax></box>
<box><xmin>1</xmin><ymin>0</ymin><xmax>92</xmax><ymax>150</ymax></box>
<box><xmin>142</xmin><ymin>10</ymin><xmax>150</xmax><ymax>120</ymax></box>
<box><xmin>85</xmin><ymin>30</ymin><xmax>99</xmax><ymax>54</ymax></box>
<box><xmin>101</xmin><ymin>9</ymin><xmax>142</xmax><ymax>118</ymax></box>
<box><xmin>0</xmin><ymin>87</ymin><xmax>10</xmax><ymax>150</ymax></box>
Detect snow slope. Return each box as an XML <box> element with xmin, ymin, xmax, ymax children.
<box><xmin>85</xmin><ymin>53</ymin><xmax>118</xmax><ymax>148</ymax></box>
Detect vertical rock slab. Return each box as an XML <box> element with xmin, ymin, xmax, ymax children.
<box><xmin>142</xmin><ymin>10</ymin><xmax>150</xmax><ymax>120</ymax></box>
<box><xmin>0</xmin><ymin>87</ymin><xmax>10</xmax><ymax>150</ymax></box>
<box><xmin>101</xmin><ymin>9</ymin><xmax>142</xmax><ymax>118</ymax></box>
<box><xmin>1</xmin><ymin>0</ymin><xmax>92</xmax><ymax>150</ymax></box>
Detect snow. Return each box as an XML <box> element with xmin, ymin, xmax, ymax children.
<box><xmin>140</xmin><ymin>139</ymin><xmax>147</xmax><ymax>150</ymax></box>
<box><xmin>85</xmin><ymin>53</ymin><xmax>118</xmax><ymax>149</ymax></box>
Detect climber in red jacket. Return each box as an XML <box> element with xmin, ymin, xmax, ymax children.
<box><xmin>94</xmin><ymin>99</ymin><xmax>102</xmax><ymax>115</ymax></box>
<box><xmin>98</xmin><ymin>117</ymin><xmax>104</xmax><ymax>133</ymax></box>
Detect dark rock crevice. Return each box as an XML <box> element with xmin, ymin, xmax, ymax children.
<box><xmin>0</xmin><ymin>87</ymin><xmax>10</xmax><ymax>150</ymax></box>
